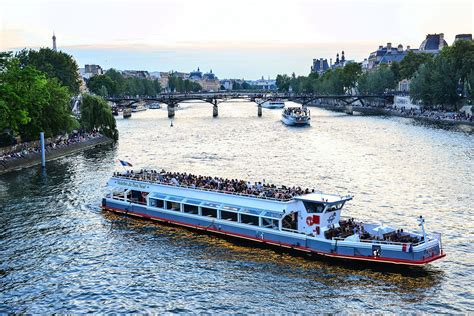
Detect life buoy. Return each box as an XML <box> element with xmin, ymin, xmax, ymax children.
<box><xmin>306</xmin><ymin>216</ymin><xmax>314</xmax><ymax>226</ymax></box>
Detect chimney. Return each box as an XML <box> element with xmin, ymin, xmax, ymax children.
<box><xmin>387</xmin><ymin>42</ymin><xmax>392</xmax><ymax>50</ymax></box>
<box><xmin>439</xmin><ymin>33</ymin><xmax>445</xmax><ymax>49</ymax></box>
<box><xmin>379</xmin><ymin>45</ymin><xmax>383</xmax><ymax>50</ymax></box>
<box><xmin>397</xmin><ymin>44</ymin><xmax>403</xmax><ymax>52</ymax></box>
<box><xmin>406</xmin><ymin>45</ymin><xmax>411</xmax><ymax>51</ymax></box>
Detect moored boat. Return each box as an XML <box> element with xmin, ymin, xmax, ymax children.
<box><xmin>282</xmin><ymin>107</ymin><xmax>310</xmax><ymax>126</ymax></box>
<box><xmin>148</xmin><ymin>102</ymin><xmax>161</xmax><ymax>109</ymax></box>
<box><xmin>260</xmin><ymin>99</ymin><xmax>285</xmax><ymax>109</ymax></box>
<box><xmin>101</xmin><ymin>169</ymin><xmax>445</xmax><ymax>266</ymax></box>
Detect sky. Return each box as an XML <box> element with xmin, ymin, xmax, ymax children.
<box><xmin>0</xmin><ymin>0</ymin><xmax>472</xmax><ymax>79</ymax></box>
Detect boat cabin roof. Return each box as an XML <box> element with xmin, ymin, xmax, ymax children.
<box><xmin>295</xmin><ymin>192</ymin><xmax>353</xmax><ymax>204</ymax></box>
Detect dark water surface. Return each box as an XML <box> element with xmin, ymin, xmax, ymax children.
<box><xmin>1</xmin><ymin>103</ymin><xmax>473</xmax><ymax>313</ymax></box>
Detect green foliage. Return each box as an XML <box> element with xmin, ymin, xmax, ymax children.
<box><xmin>410</xmin><ymin>41</ymin><xmax>474</xmax><ymax>110</ymax></box>
<box><xmin>80</xmin><ymin>94</ymin><xmax>118</xmax><ymax>140</ymax></box>
<box><xmin>399</xmin><ymin>51</ymin><xmax>433</xmax><ymax>80</ymax></box>
<box><xmin>168</xmin><ymin>75</ymin><xmax>201</xmax><ymax>92</ymax></box>
<box><xmin>276</xmin><ymin>74</ymin><xmax>291</xmax><ymax>92</ymax></box>
<box><xmin>341</xmin><ymin>62</ymin><xmax>362</xmax><ymax>91</ymax></box>
<box><xmin>357</xmin><ymin>66</ymin><xmax>396</xmax><ymax>94</ymax></box>
<box><xmin>87</xmin><ymin>68</ymin><xmax>162</xmax><ymax>96</ymax></box>
<box><xmin>16</xmin><ymin>48</ymin><xmax>81</xmax><ymax>94</ymax></box>
<box><xmin>0</xmin><ymin>57</ymin><xmax>77</xmax><ymax>141</ymax></box>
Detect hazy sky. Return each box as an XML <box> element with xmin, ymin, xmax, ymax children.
<box><xmin>1</xmin><ymin>0</ymin><xmax>472</xmax><ymax>78</ymax></box>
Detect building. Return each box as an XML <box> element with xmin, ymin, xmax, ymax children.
<box><xmin>367</xmin><ymin>43</ymin><xmax>414</xmax><ymax>69</ymax></box>
<box><xmin>122</xmin><ymin>70</ymin><xmax>151</xmax><ymax>79</ymax></box>
<box><xmin>189</xmin><ymin>68</ymin><xmax>203</xmax><ymax>80</ymax></box>
<box><xmin>419</xmin><ymin>33</ymin><xmax>448</xmax><ymax>54</ymax></box>
<box><xmin>454</xmin><ymin>34</ymin><xmax>473</xmax><ymax>43</ymax></box>
<box><xmin>248</xmin><ymin>77</ymin><xmax>277</xmax><ymax>90</ymax></box>
<box><xmin>311</xmin><ymin>58</ymin><xmax>329</xmax><ymax>74</ymax></box>
<box><xmin>220</xmin><ymin>79</ymin><xmax>233</xmax><ymax>90</ymax></box>
<box><xmin>79</xmin><ymin>64</ymin><xmax>103</xmax><ymax>80</ymax></box>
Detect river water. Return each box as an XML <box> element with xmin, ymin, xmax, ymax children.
<box><xmin>1</xmin><ymin>102</ymin><xmax>473</xmax><ymax>313</ymax></box>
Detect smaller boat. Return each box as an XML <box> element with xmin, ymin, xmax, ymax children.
<box><xmin>260</xmin><ymin>99</ymin><xmax>285</xmax><ymax>109</ymax></box>
<box><xmin>112</xmin><ymin>107</ymin><xmax>119</xmax><ymax>116</ymax></box>
<box><xmin>132</xmin><ymin>104</ymin><xmax>147</xmax><ymax>112</ymax></box>
<box><xmin>123</xmin><ymin>108</ymin><xmax>132</xmax><ymax>119</ymax></box>
<box><xmin>148</xmin><ymin>102</ymin><xmax>161</xmax><ymax>109</ymax></box>
<box><xmin>282</xmin><ymin>107</ymin><xmax>311</xmax><ymax>126</ymax></box>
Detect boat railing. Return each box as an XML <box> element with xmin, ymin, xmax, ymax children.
<box><xmin>112</xmin><ymin>174</ymin><xmax>295</xmax><ymax>202</ymax></box>
<box><xmin>333</xmin><ymin>236</ymin><xmax>425</xmax><ymax>247</ymax></box>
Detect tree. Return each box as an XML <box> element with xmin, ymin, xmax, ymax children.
<box><xmin>0</xmin><ymin>58</ymin><xmax>77</xmax><ymax>141</ymax></box>
<box><xmin>410</xmin><ymin>56</ymin><xmax>462</xmax><ymax>110</ymax></box>
<box><xmin>80</xmin><ymin>94</ymin><xmax>118</xmax><ymax>140</ymax></box>
<box><xmin>399</xmin><ymin>51</ymin><xmax>433</xmax><ymax>80</ymax></box>
<box><xmin>276</xmin><ymin>74</ymin><xmax>291</xmax><ymax>92</ymax></box>
<box><xmin>87</xmin><ymin>75</ymin><xmax>116</xmax><ymax>96</ymax></box>
<box><xmin>357</xmin><ymin>66</ymin><xmax>395</xmax><ymax>94</ymax></box>
<box><xmin>98</xmin><ymin>85</ymin><xmax>109</xmax><ymax>97</ymax></box>
<box><xmin>342</xmin><ymin>62</ymin><xmax>362</xmax><ymax>92</ymax></box>
<box><xmin>16</xmin><ymin>48</ymin><xmax>81</xmax><ymax>94</ymax></box>
<box><xmin>390</xmin><ymin>61</ymin><xmax>401</xmax><ymax>83</ymax></box>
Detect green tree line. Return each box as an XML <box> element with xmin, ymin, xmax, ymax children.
<box><xmin>87</xmin><ymin>69</ymin><xmax>162</xmax><ymax>97</ymax></box>
<box><xmin>275</xmin><ymin>40</ymin><xmax>473</xmax><ymax>110</ymax></box>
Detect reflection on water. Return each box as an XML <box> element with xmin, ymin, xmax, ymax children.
<box><xmin>0</xmin><ymin>102</ymin><xmax>472</xmax><ymax>313</ymax></box>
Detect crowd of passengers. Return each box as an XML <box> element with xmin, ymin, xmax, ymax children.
<box><xmin>324</xmin><ymin>218</ymin><xmax>421</xmax><ymax>244</ymax></box>
<box><xmin>115</xmin><ymin>169</ymin><xmax>315</xmax><ymax>200</ymax></box>
<box><xmin>283</xmin><ymin>107</ymin><xmax>310</xmax><ymax>117</ymax></box>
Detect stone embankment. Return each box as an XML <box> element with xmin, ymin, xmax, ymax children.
<box><xmin>0</xmin><ymin>135</ymin><xmax>113</xmax><ymax>175</ymax></box>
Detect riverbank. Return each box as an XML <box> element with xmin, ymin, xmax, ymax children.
<box><xmin>0</xmin><ymin>135</ymin><xmax>113</xmax><ymax>175</ymax></box>
<box><xmin>311</xmin><ymin>103</ymin><xmax>474</xmax><ymax>127</ymax></box>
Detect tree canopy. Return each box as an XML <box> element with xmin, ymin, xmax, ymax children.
<box><xmin>80</xmin><ymin>94</ymin><xmax>118</xmax><ymax>140</ymax></box>
<box><xmin>0</xmin><ymin>57</ymin><xmax>78</xmax><ymax>141</ymax></box>
<box><xmin>16</xmin><ymin>48</ymin><xmax>81</xmax><ymax>94</ymax></box>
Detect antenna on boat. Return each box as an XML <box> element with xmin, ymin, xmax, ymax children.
<box><xmin>170</xmin><ymin>119</ymin><xmax>173</xmax><ymax>127</ymax></box>
<box><xmin>418</xmin><ymin>215</ymin><xmax>427</xmax><ymax>243</ymax></box>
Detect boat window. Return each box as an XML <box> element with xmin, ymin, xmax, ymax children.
<box><xmin>303</xmin><ymin>201</ymin><xmax>325</xmax><ymax>213</ymax></box>
<box><xmin>149</xmin><ymin>198</ymin><xmax>164</xmax><ymax>208</ymax></box>
<box><xmin>183</xmin><ymin>204</ymin><xmax>198</xmax><ymax>214</ymax></box>
<box><xmin>282</xmin><ymin>213</ymin><xmax>298</xmax><ymax>230</ymax></box>
<box><xmin>263</xmin><ymin>211</ymin><xmax>282</xmax><ymax>219</ymax></box>
<box><xmin>221</xmin><ymin>210</ymin><xmax>238</xmax><ymax>222</ymax></box>
<box><xmin>262</xmin><ymin>217</ymin><xmax>279</xmax><ymax>230</ymax></box>
<box><xmin>202</xmin><ymin>207</ymin><xmax>217</xmax><ymax>218</ymax></box>
<box><xmin>165</xmin><ymin>201</ymin><xmax>181</xmax><ymax>211</ymax></box>
<box><xmin>327</xmin><ymin>202</ymin><xmax>345</xmax><ymax>212</ymax></box>
<box><xmin>240</xmin><ymin>214</ymin><xmax>259</xmax><ymax>226</ymax></box>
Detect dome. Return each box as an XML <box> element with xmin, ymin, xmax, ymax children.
<box><xmin>420</xmin><ymin>34</ymin><xmax>448</xmax><ymax>51</ymax></box>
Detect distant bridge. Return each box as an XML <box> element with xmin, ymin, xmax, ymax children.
<box><xmin>106</xmin><ymin>92</ymin><xmax>395</xmax><ymax>118</ymax></box>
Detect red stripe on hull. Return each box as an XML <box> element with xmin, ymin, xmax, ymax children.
<box><xmin>102</xmin><ymin>205</ymin><xmax>445</xmax><ymax>266</ymax></box>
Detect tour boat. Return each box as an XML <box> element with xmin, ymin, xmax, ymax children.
<box><xmin>260</xmin><ymin>99</ymin><xmax>285</xmax><ymax>109</ymax></box>
<box><xmin>101</xmin><ymin>170</ymin><xmax>445</xmax><ymax>266</ymax></box>
<box><xmin>282</xmin><ymin>107</ymin><xmax>311</xmax><ymax>126</ymax></box>
<box><xmin>131</xmin><ymin>104</ymin><xmax>147</xmax><ymax>112</ymax></box>
<box><xmin>148</xmin><ymin>102</ymin><xmax>161</xmax><ymax>109</ymax></box>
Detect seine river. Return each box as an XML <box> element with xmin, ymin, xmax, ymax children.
<box><xmin>1</xmin><ymin>102</ymin><xmax>473</xmax><ymax>313</ymax></box>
